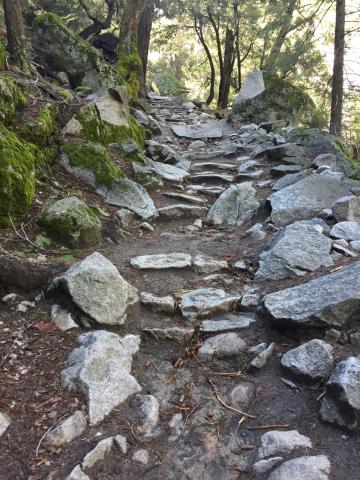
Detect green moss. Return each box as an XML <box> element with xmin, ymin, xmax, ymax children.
<box><xmin>0</xmin><ymin>42</ymin><xmax>6</xmax><ymax>71</ymax></box>
<box><xmin>334</xmin><ymin>138</ymin><xmax>360</xmax><ymax>180</ymax></box>
<box><xmin>62</xmin><ymin>142</ymin><xmax>124</xmax><ymax>186</ymax></box>
<box><xmin>117</xmin><ymin>36</ymin><xmax>142</xmax><ymax>101</ymax></box>
<box><xmin>19</xmin><ymin>103</ymin><xmax>59</xmax><ymax>146</ymax></box>
<box><xmin>58</xmin><ymin>89</ymin><xmax>74</xmax><ymax>103</ymax></box>
<box><xmin>75</xmin><ymin>105</ymin><xmax>145</xmax><ymax>152</ymax></box>
<box><xmin>0</xmin><ymin>76</ymin><xmax>27</xmax><ymax>125</ymax></box>
<box><xmin>0</xmin><ymin>123</ymin><xmax>38</xmax><ymax>225</ymax></box>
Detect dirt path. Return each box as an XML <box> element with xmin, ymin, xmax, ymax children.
<box><xmin>0</xmin><ymin>96</ymin><xmax>359</xmax><ymax>480</ymax></box>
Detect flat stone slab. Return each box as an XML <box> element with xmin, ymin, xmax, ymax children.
<box><xmin>162</xmin><ymin>192</ymin><xmax>206</xmax><ymax>204</ymax></box>
<box><xmin>62</xmin><ymin>331</ymin><xmax>141</xmax><ymax>425</ymax></box>
<box><xmin>255</xmin><ymin>220</ymin><xmax>333</xmax><ymax>280</ymax></box>
<box><xmin>180</xmin><ymin>288</ymin><xmax>240</xmax><ymax>321</ymax></box>
<box><xmin>171</xmin><ymin>120</ymin><xmax>227</xmax><ymax>139</ymax></box>
<box><xmin>263</xmin><ymin>261</ymin><xmax>360</xmax><ymax>328</ymax></box>
<box><xmin>159</xmin><ymin>204</ymin><xmax>208</xmax><ymax>218</ymax></box>
<box><xmin>268</xmin><ymin>456</ymin><xmax>330</xmax><ymax>480</ymax></box>
<box><xmin>189</xmin><ymin>173</ymin><xmax>234</xmax><ymax>183</ymax></box>
<box><xmin>150</xmin><ymin>161</ymin><xmax>189</xmax><ymax>182</ymax></box>
<box><xmin>131</xmin><ymin>253</ymin><xmax>192</xmax><ymax>270</ymax></box>
<box><xmin>269</xmin><ymin>170</ymin><xmax>359</xmax><ymax>227</ymax></box>
<box><xmin>272</xmin><ymin>171</ymin><xmax>309</xmax><ymax>191</ymax></box>
<box><xmin>186</xmin><ymin>185</ymin><xmax>225</xmax><ymax>195</ymax></box>
<box><xmin>192</xmin><ymin>255</ymin><xmax>228</xmax><ymax>273</ymax></box>
<box><xmin>201</xmin><ymin>313</ymin><xmax>256</xmax><ymax>333</ymax></box>
<box><xmin>140</xmin><ymin>292</ymin><xmax>175</xmax><ymax>313</ymax></box>
<box><xmin>281</xmin><ymin>339</ymin><xmax>334</xmax><ymax>380</ymax></box>
<box><xmin>191</xmin><ymin>162</ymin><xmax>234</xmax><ymax>172</ymax></box>
<box><xmin>207</xmin><ymin>182</ymin><xmax>259</xmax><ymax>226</ymax></box>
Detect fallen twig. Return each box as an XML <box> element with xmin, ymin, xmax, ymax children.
<box><xmin>207</xmin><ymin>378</ymin><xmax>256</xmax><ymax>419</ymax></box>
<box><xmin>35</xmin><ymin>414</ymin><xmax>67</xmax><ymax>458</ymax></box>
<box><xmin>247</xmin><ymin>424</ymin><xmax>289</xmax><ymax>430</ymax></box>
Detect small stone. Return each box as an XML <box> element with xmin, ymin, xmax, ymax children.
<box><xmin>253</xmin><ymin>457</ymin><xmax>283</xmax><ymax>475</ymax></box>
<box><xmin>197</xmin><ymin>333</ymin><xmax>246</xmax><ymax>361</ymax></box>
<box><xmin>268</xmin><ymin>455</ymin><xmax>330</xmax><ymax>480</ymax></box>
<box><xmin>233</xmin><ymin>260</ymin><xmax>247</xmax><ymax>271</ymax></box>
<box><xmin>82</xmin><ymin>437</ymin><xmax>114</xmax><ymax>470</ymax></box>
<box><xmin>133</xmin><ymin>449</ymin><xmax>149</xmax><ymax>465</ymax></box>
<box><xmin>51</xmin><ymin>305</ymin><xmax>78</xmax><ymax>331</ymax></box>
<box><xmin>131</xmin><ymin>253</ymin><xmax>192</xmax><ymax>270</ymax></box>
<box><xmin>65</xmin><ymin>465</ymin><xmax>90</xmax><ymax>480</ymax></box>
<box><xmin>114</xmin><ymin>434</ymin><xmax>127</xmax><ymax>454</ymax></box>
<box><xmin>135</xmin><ymin>395</ymin><xmax>159</xmax><ymax>435</ymax></box>
<box><xmin>169</xmin><ymin>413</ymin><xmax>184</xmax><ymax>441</ymax></box>
<box><xmin>250</xmin><ymin>342</ymin><xmax>275</xmax><ymax>369</ymax></box>
<box><xmin>159</xmin><ymin>204</ymin><xmax>208</xmax><ymax>218</ymax></box>
<box><xmin>139</xmin><ymin>222</ymin><xmax>154</xmax><ymax>232</ymax></box>
<box><xmin>116</xmin><ymin>208</ymin><xmax>136</xmax><ymax>227</ymax></box>
<box><xmin>281</xmin><ymin>340</ymin><xmax>334</xmax><ymax>380</ymax></box>
<box><xmin>192</xmin><ymin>255</ymin><xmax>228</xmax><ymax>273</ymax></box>
<box><xmin>349</xmin><ymin>332</ymin><xmax>360</xmax><ymax>346</ymax></box>
<box><xmin>0</xmin><ymin>412</ymin><xmax>11</xmax><ymax>438</ymax></box>
<box><xmin>1</xmin><ymin>293</ymin><xmax>17</xmax><ymax>304</ymax></box>
<box><xmin>44</xmin><ymin>410</ymin><xmax>87</xmax><ymax>447</ymax></box>
<box><xmin>180</xmin><ymin>288</ymin><xmax>240</xmax><ymax>321</ymax></box>
<box><xmin>248</xmin><ymin>343</ymin><xmax>267</xmax><ymax>356</ymax></box>
<box><xmin>201</xmin><ymin>313</ymin><xmax>255</xmax><ymax>333</ymax></box>
<box><xmin>228</xmin><ymin>382</ymin><xmax>255</xmax><ymax>407</ymax></box>
<box><xmin>258</xmin><ymin>430</ymin><xmax>312</xmax><ymax>459</ymax></box>
<box><xmin>140</xmin><ymin>292</ymin><xmax>175</xmax><ymax>313</ymax></box>
<box><xmin>143</xmin><ymin>327</ymin><xmax>194</xmax><ymax>343</ymax></box>
<box><xmin>332</xmin><ymin>195</ymin><xmax>360</xmax><ymax>222</ymax></box>
<box><xmin>188</xmin><ymin>140</ymin><xmax>206</xmax><ymax>150</ymax></box>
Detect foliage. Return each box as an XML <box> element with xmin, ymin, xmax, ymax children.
<box><xmin>147</xmin><ymin>57</ymin><xmax>188</xmax><ymax>96</ymax></box>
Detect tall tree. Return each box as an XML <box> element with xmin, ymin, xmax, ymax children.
<box><xmin>118</xmin><ymin>0</ymin><xmax>146</xmax><ymax>54</ymax></box>
<box><xmin>2</xmin><ymin>0</ymin><xmax>31</xmax><ymax>73</ymax></box>
<box><xmin>138</xmin><ymin>0</ymin><xmax>155</xmax><ymax>96</ymax></box>
<box><xmin>330</xmin><ymin>0</ymin><xmax>346</xmax><ymax>136</ymax></box>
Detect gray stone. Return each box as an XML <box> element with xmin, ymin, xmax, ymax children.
<box><xmin>241</xmin><ymin>287</ymin><xmax>261</xmax><ymax>309</ymax></box>
<box><xmin>197</xmin><ymin>333</ymin><xmax>246</xmax><ymax>360</ymax></box>
<box><xmin>248</xmin><ymin>343</ymin><xmax>267</xmax><ymax>356</ymax></box>
<box><xmin>320</xmin><ymin>356</ymin><xmax>360</xmax><ymax>430</ymax></box>
<box><xmin>191</xmin><ymin>162</ymin><xmax>234</xmax><ymax>172</ymax></box>
<box><xmin>313</xmin><ymin>153</ymin><xmax>338</xmax><ymax>170</ymax></box>
<box><xmin>114</xmin><ymin>435</ymin><xmax>127</xmax><ymax>454</ymax></box>
<box><xmin>51</xmin><ymin>304</ymin><xmax>78</xmax><ymax>331</ymax></box>
<box><xmin>133</xmin><ymin>449</ymin><xmax>149</xmax><ymax>465</ymax></box>
<box><xmin>44</xmin><ymin>410</ymin><xmax>86</xmax><ymax>447</ymax></box>
<box><xmin>269</xmin><ymin>170</ymin><xmax>359</xmax><ymax>227</ymax></box>
<box><xmin>258</xmin><ymin>430</ymin><xmax>312</xmax><ymax>459</ymax></box>
<box><xmin>146</xmin><ymin>140</ymin><xmax>179</xmax><ymax>164</ymax></box>
<box><xmin>66</xmin><ymin>465</ymin><xmax>90</xmax><ymax>480</ymax></box>
<box><xmin>159</xmin><ymin>204</ymin><xmax>208</xmax><ymax>219</ymax></box>
<box><xmin>268</xmin><ymin>456</ymin><xmax>330</xmax><ymax>480</ymax></box>
<box><xmin>281</xmin><ymin>340</ymin><xmax>334</xmax><ymax>380</ymax></box>
<box><xmin>148</xmin><ymin>160</ymin><xmax>189</xmax><ymax>182</ymax></box>
<box><xmin>186</xmin><ymin>185</ymin><xmax>225</xmax><ymax>195</ymax></box>
<box><xmin>333</xmin><ymin>195</ymin><xmax>360</xmax><ymax>222</ymax></box>
<box><xmin>82</xmin><ymin>437</ymin><xmax>114</xmax><ymax>470</ymax></box>
<box><xmin>162</xmin><ymin>192</ymin><xmax>206</xmax><ymax>204</ymax></box>
<box><xmin>188</xmin><ymin>140</ymin><xmax>206</xmax><ymax>150</ymax></box>
<box><xmin>0</xmin><ymin>412</ymin><xmax>11</xmax><ymax>438</ymax></box>
<box><xmin>255</xmin><ymin>221</ymin><xmax>333</xmax><ymax>281</ymax></box>
<box><xmin>245</xmin><ymin>223</ymin><xmax>266</xmax><ymax>240</ymax></box>
<box><xmin>172</xmin><ymin>120</ymin><xmax>227</xmax><ymax>139</ymax></box>
<box><xmin>110</xmin><ymin>138</ymin><xmax>139</xmax><ymax>157</ymax></box>
<box><xmin>180</xmin><ymin>288</ymin><xmax>240</xmax><ymax>321</ymax></box>
<box><xmin>330</xmin><ymin>221</ymin><xmax>360</xmax><ymax>241</ymax></box>
<box><xmin>253</xmin><ymin>457</ymin><xmax>283</xmax><ymax>476</ymax></box>
<box><xmin>272</xmin><ymin>171</ymin><xmax>309</xmax><ymax>191</ymax></box>
<box><xmin>143</xmin><ymin>327</ymin><xmax>194</xmax><ymax>343</ymax></box>
<box><xmin>233</xmin><ymin>260</ymin><xmax>247</xmax><ymax>271</ymax></box>
<box><xmin>116</xmin><ymin>208</ymin><xmax>136</xmax><ymax>227</ymax></box>
<box><xmin>131</xmin><ymin>253</ymin><xmax>192</xmax><ymax>270</ymax></box>
<box><xmin>207</xmin><ymin>183</ymin><xmax>259</xmax><ymax>226</ymax></box>
<box><xmin>168</xmin><ymin>413</ymin><xmax>185</xmax><ymax>441</ymax></box>
<box><xmin>135</xmin><ymin>395</ymin><xmax>159</xmax><ymax>435</ymax></box>
<box><xmin>53</xmin><ymin>252</ymin><xmax>138</xmax><ymax>326</ymax></box>
<box><xmin>271</xmin><ymin>164</ymin><xmax>302</xmax><ymax>176</ymax></box>
<box><xmin>201</xmin><ymin>314</ymin><xmax>255</xmax><ymax>333</ymax></box>
<box><xmin>263</xmin><ymin>261</ymin><xmax>360</xmax><ymax>328</ymax></box>
<box><xmin>273</xmin><ymin>133</ymin><xmax>286</xmax><ymax>145</ymax></box>
<box><xmin>189</xmin><ymin>173</ymin><xmax>234</xmax><ymax>183</ymax></box>
<box><xmin>62</xmin><ymin>331</ymin><xmax>141</xmax><ymax>425</ymax></box>
<box><xmin>351</xmin><ymin>240</ymin><xmax>360</xmax><ymax>250</ymax></box>
<box><xmin>349</xmin><ymin>332</ymin><xmax>360</xmax><ymax>346</ymax></box>
<box><xmin>188</xmin><ymin>143</ymin><xmax>238</xmax><ymax>160</ymax></box>
<box><xmin>192</xmin><ymin>255</ymin><xmax>228</xmax><ymax>273</ymax></box>
<box><xmin>140</xmin><ymin>292</ymin><xmax>175</xmax><ymax>313</ymax></box>
<box><xmin>250</xmin><ymin>342</ymin><xmax>275</xmax><ymax>369</ymax></box>
<box><xmin>228</xmin><ymin>382</ymin><xmax>255</xmax><ymax>407</ymax></box>
<box><xmin>238</xmin><ymin>160</ymin><xmax>262</xmax><ymax>173</ymax></box>
<box><xmin>332</xmin><ymin>243</ymin><xmax>357</xmax><ymax>257</ymax></box>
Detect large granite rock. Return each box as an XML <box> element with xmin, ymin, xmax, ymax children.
<box><xmin>263</xmin><ymin>261</ymin><xmax>360</xmax><ymax>328</ymax></box>
<box><xmin>206</xmin><ymin>182</ymin><xmax>259</xmax><ymax>226</ymax></box>
<box><xmin>255</xmin><ymin>220</ymin><xmax>333</xmax><ymax>280</ymax></box>
<box><xmin>281</xmin><ymin>340</ymin><xmax>334</xmax><ymax>380</ymax></box>
<box><xmin>269</xmin><ymin>170</ymin><xmax>359</xmax><ymax>227</ymax></box>
<box><xmin>62</xmin><ymin>331</ymin><xmax>141</xmax><ymax>425</ymax></box>
<box><xmin>39</xmin><ymin>196</ymin><xmax>101</xmax><ymax>248</ymax></box>
<box><xmin>289</xmin><ymin>128</ymin><xmax>356</xmax><ymax>178</ymax></box>
<box><xmin>330</xmin><ymin>221</ymin><xmax>360</xmax><ymax>241</ymax></box>
<box><xmin>332</xmin><ymin>196</ymin><xmax>360</xmax><ymax>222</ymax></box>
<box><xmin>268</xmin><ymin>455</ymin><xmax>330</xmax><ymax>480</ymax></box>
<box><xmin>320</xmin><ymin>356</ymin><xmax>360</xmax><ymax>430</ymax></box>
<box><xmin>52</xmin><ymin>252</ymin><xmax>138</xmax><ymax>326</ymax></box>
<box><xmin>231</xmin><ymin>71</ymin><xmax>315</xmax><ymax>127</ymax></box>
<box><xmin>32</xmin><ymin>13</ymin><xmax>118</xmax><ymax>90</ymax></box>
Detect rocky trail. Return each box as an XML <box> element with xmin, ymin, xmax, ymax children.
<box><xmin>1</xmin><ymin>93</ymin><xmax>360</xmax><ymax>480</ymax></box>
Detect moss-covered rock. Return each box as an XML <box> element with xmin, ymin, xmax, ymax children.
<box><xmin>0</xmin><ymin>124</ymin><xmax>39</xmax><ymax>226</ymax></box>
<box><xmin>39</xmin><ymin>196</ymin><xmax>101</xmax><ymax>248</ymax></box>
<box><xmin>32</xmin><ymin>13</ymin><xmax>121</xmax><ymax>90</ymax></box>
<box><xmin>289</xmin><ymin>128</ymin><xmax>358</xmax><ymax>178</ymax></box>
<box><xmin>62</xmin><ymin>142</ymin><xmax>124</xmax><ymax>187</ymax></box>
<box><xmin>231</xmin><ymin>71</ymin><xmax>316</xmax><ymax>127</ymax></box>
<box><xmin>0</xmin><ymin>42</ymin><xmax>6</xmax><ymax>71</ymax></box>
<box><xmin>0</xmin><ymin>76</ymin><xmax>27</xmax><ymax>125</ymax></box>
<box><xmin>19</xmin><ymin>103</ymin><xmax>59</xmax><ymax>146</ymax></box>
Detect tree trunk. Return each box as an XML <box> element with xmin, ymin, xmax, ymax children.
<box><xmin>118</xmin><ymin>0</ymin><xmax>146</xmax><ymax>54</ymax></box>
<box><xmin>329</xmin><ymin>0</ymin><xmax>345</xmax><ymax>137</ymax></box>
<box><xmin>217</xmin><ymin>28</ymin><xmax>235</xmax><ymax>109</ymax></box>
<box><xmin>3</xmin><ymin>0</ymin><xmax>30</xmax><ymax>74</ymax></box>
<box><xmin>137</xmin><ymin>0</ymin><xmax>155</xmax><ymax>96</ymax></box>
<box><xmin>194</xmin><ymin>16</ymin><xmax>215</xmax><ymax>105</ymax></box>
<box><xmin>79</xmin><ymin>0</ymin><xmax>117</xmax><ymax>40</ymax></box>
